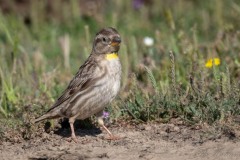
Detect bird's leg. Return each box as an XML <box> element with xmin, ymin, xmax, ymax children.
<box><xmin>98</xmin><ymin>116</ymin><xmax>113</xmax><ymax>136</ymax></box>
<box><xmin>69</xmin><ymin>118</ymin><xmax>77</xmax><ymax>143</ymax></box>
<box><xmin>96</xmin><ymin>111</ymin><xmax>120</xmax><ymax>140</ymax></box>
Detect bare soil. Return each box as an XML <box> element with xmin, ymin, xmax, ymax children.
<box><xmin>1</xmin><ymin>122</ymin><xmax>240</xmax><ymax>160</ymax></box>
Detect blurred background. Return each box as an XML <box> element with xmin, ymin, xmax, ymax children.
<box><xmin>0</xmin><ymin>0</ymin><xmax>240</xmax><ymax>135</ymax></box>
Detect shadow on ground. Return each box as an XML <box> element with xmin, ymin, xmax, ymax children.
<box><xmin>45</xmin><ymin>118</ymin><xmax>102</xmax><ymax>138</ymax></box>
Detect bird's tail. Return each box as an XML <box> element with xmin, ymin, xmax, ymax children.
<box><xmin>34</xmin><ymin>104</ymin><xmax>63</xmax><ymax>123</ymax></box>
<box><xmin>34</xmin><ymin>112</ymin><xmax>60</xmax><ymax>123</ymax></box>
<box><xmin>34</xmin><ymin>114</ymin><xmax>50</xmax><ymax>123</ymax></box>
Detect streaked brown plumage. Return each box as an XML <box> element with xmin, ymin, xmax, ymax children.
<box><xmin>34</xmin><ymin>27</ymin><xmax>122</xmax><ymax>142</ymax></box>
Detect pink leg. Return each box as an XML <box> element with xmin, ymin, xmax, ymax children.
<box><xmin>69</xmin><ymin>119</ymin><xmax>77</xmax><ymax>143</ymax></box>
<box><xmin>96</xmin><ymin>112</ymin><xmax>120</xmax><ymax>140</ymax></box>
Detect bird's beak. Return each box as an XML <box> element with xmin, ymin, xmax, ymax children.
<box><xmin>110</xmin><ymin>37</ymin><xmax>121</xmax><ymax>46</ymax></box>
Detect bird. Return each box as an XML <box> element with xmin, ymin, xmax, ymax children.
<box><xmin>34</xmin><ymin>27</ymin><xmax>122</xmax><ymax>142</ymax></box>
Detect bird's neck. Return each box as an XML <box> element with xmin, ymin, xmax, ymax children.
<box><xmin>105</xmin><ymin>53</ymin><xmax>119</xmax><ymax>60</ymax></box>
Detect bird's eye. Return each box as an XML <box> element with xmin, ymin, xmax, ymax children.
<box><xmin>102</xmin><ymin>37</ymin><xmax>106</xmax><ymax>42</ymax></box>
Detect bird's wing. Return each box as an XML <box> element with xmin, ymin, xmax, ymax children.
<box><xmin>47</xmin><ymin>58</ymin><xmax>100</xmax><ymax>112</ymax></box>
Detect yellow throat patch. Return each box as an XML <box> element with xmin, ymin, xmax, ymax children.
<box><xmin>106</xmin><ymin>53</ymin><xmax>118</xmax><ymax>60</ymax></box>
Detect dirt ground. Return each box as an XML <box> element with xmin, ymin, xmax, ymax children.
<box><xmin>1</xmin><ymin>122</ymin><xmax>240</xmax><ymax>160</ymax></box>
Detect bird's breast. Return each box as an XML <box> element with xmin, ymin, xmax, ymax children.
<box><xmin>105</xmin><ymin>58</ymin><xmax>122</xmax><ymax>99</ymax></box>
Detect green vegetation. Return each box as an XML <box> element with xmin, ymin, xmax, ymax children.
<box><xmin>0</xmin><ymin>0</ymin><xmax>240</xmax><ymax>138</ymax></box>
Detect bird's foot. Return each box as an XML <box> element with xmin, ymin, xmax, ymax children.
<box><xmin>66</xmin><ymin>135</ymin><xmax>78</xmax><ymax>143</ymax></box>
<box><xmin>71</xmin><ymin>135</ymin><xmax>78</xmax><ymax>143</ymax></box>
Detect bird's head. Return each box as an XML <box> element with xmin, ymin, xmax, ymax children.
<box><xmin>92</xmin><ymin>27</ymin><xmax>121</xmax><ymax>55</ymax></box>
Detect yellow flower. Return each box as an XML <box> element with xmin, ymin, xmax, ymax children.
<box><xmin>205</xmin><ymin>58</ymin><xmax>220</xmax><ymax>68</ymax></box>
